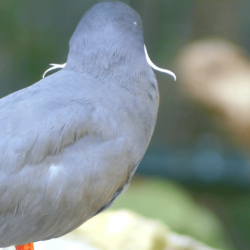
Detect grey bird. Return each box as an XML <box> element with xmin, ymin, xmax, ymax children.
<box><xmin>0</xmin><ymin>2</ymin><xmax>175</xmax><ymax>249</ymax></box>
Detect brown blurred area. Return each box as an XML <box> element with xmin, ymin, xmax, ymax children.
<box><xmin>176</xmin><ymin>39</ymin><xmax>250</xmax><ymax>152</ymax></box>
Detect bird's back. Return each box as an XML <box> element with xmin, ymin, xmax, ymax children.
<box><xmin>0</xmin><ymin>69</ymin><xmax>158</xmax><ymax>247</ymax></box>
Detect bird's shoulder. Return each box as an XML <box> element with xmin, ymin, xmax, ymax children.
<box><xmin>0</xmin><ymin>71</ymin><xmax>128</xmax><ymax>172</ymax></box>
<box><xmin>0</xmin><ymin>69</ymin><xmax>149</xmax><ymax>173</ymax></box>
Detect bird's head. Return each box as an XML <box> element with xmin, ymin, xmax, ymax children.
<box><xmin>43</xmin><ymin>2</ymin><xmax>176</xmax><ymax>82</ymax></box>
<box><xmin>66</xmin><ymin>2</ymin><xmax>145</xmax><ymax>76</ymax></box>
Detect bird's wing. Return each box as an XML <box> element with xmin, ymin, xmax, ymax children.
<box><xmin>0</xmin><ymin>71</ymin><xmax>136</xmax><ymax>245</ymax></box>
<box><xmin>0</xmin><ymin>76</ymin><xmax>91</xmax><ymax>174</ymax></box>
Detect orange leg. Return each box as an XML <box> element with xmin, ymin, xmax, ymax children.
<box><xmin>15</xmin><ymin>243</ymin><xmax>34</xmax><ymax>250</ymax></box>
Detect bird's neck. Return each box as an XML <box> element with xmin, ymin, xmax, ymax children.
<box><xmin>65</xmin><ymin>41</ymin><xmax>154</xmax><ymax>91</ymax></box>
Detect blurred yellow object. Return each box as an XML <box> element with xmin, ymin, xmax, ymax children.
<box><xmin>65</xmin><ymin>208</ymin><xmax>221</xmax><ymax>250</ymax></box>
<box><xmin>74</xmin><ymin>209</ymin><xmax>168</xmax><ymax>250</ymax></box>
<box><xmin>167</xmin><ymin>233</ymin><xmax>220</xmax><ymax>250</ymax></box>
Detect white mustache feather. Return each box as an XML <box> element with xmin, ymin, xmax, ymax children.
<box><xmin>42</xmin><ymin>45</ymin><xmax>176</xmax><ymax>81</ymax></box>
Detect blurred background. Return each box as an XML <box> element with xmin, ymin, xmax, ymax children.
<box><xmin>1</xmin><ymin>0</ymin><xmax>250</xmax><ymax>249</ymax></box>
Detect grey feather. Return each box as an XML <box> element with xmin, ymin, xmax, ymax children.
<box><xmin>0</xmin><ymin>2</ymin><xmax>159</xmax><ymax>247</ymax></box>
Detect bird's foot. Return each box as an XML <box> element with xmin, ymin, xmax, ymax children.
<box><xmin>15</xmin><ymin>243</ymin><xmax>34</xmax><ymax>250</ymax></box>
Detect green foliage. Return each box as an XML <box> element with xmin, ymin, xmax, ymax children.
<box><xmin>111</xmin><ymin>177</ymin><xmax>234</xmax><ymax>250</ymax></box>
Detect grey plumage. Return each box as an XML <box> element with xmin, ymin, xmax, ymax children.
<box><xmin>0</xmin><ymin>2</ymin><xmax>159</xmax><ymax>247</ymax></box>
